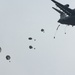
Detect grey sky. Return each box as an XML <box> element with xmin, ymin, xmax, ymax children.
<box><xmin>0</xmin><ymin>0</ymin><xmax>75</xmax><ymax>75</ymax></box>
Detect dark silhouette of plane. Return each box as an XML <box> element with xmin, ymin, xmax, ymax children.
<box><xmin>51</xmin><ymin>0</ymin><xmax>75</xmax><ymax>26</ymax></box>
<box><xmin>51</xmin><ymin>0</ymin><xmax>75</xmax><ymax>38</ymax></box>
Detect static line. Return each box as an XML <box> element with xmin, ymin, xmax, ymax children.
<box><xmin>54</xmin><ymin>25</ymin><xmax>60</xmax><ymax>39</ymax></box>
<box><xmin>64</xmin><ymin>25</ymin><xmax>67</xmax><ymax>34</ymax></box>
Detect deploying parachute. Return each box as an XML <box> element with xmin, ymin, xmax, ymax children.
<box><xmin>6</xmin><ymin>55</ymin><xmax>11</xmax><ymax>60</ymax></box>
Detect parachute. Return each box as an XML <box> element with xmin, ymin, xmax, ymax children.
<box><xmin>6</xmin><ymin>55</ymin><xmax>11</xmax><ymax>60</ymax></box>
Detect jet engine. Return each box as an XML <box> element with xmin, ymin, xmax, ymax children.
<box><xmin>65</xmin><ymin>4</ymin><xmax>69</xmax><ymax>8</ymax></box>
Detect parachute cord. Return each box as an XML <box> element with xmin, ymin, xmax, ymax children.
<box><xmin>64</xmin><ymin>25</ymin><xmax>67</xmax><ymax>34</ymax></box>
<box><xmin>53</xmin><ymin>25</ymin><xmax>60</xmax><ymax>39</ymax></box>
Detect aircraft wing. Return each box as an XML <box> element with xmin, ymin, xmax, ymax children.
<box><xmin>51</xmin><ymin>0</ymin><xmax>75</xmax><ymax>16</ymax></box>
<box><xmin>52</xmin><ymin>7</ymin><xmax>64</xmax><ymax>14</ymax></box>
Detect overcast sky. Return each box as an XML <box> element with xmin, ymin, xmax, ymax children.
<box><xmin>0</xmin><ymin>0</ymin><xmax>75</xmax><ymax>75</ymax></box>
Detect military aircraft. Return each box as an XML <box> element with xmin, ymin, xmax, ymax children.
<box><xmin>51</xmin><ymin>0</ymin><xmax>75</xmax><ymax>26</ymax></box>
<box><xmin>51</xmin><ymin>0</ymin><xmax>75</xmax><ymax>38</ymax></box>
